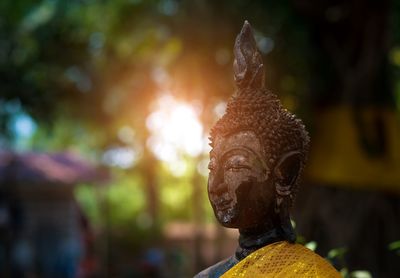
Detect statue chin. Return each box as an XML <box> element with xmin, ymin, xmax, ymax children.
<box><xmin>215</xmin><ymin>206</ymin><xmax>239</xmax><ymax>228</ymax></box>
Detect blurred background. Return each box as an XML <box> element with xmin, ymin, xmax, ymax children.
<box><xmin>1</xmin><ymin>0</ymin><xmax>400</xmax><ymax>277</ymax></box>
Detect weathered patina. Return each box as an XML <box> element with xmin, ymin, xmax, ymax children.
<box><xmin>195</xmin><ymin>21</ymin><xmax>339</xmax><ymax>278</ymax></box>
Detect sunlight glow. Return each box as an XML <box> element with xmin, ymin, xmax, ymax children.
<box><xmin>146</xmin><ymin>95</ymin><xmax>205</xmax><ymax>173</ymax></box>
<box><xmin>196</xmin><ymin>158</ymin><xmax>210</xmax><ymax>177</ymax></box>
<box><xmin>102</xmin><ymin>147</ymin><xmax>139</xmax><ymax>169</ymax></box>
<box><xmin>213</xmin><ymin>101</ymin><xmax>227</xmax><ymax>118</ymax></box>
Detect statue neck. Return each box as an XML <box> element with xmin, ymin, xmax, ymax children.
<box><xmin>235</xmin><ymin>214</ymin><xmax>296</xmax><ymax>260</ymax></box>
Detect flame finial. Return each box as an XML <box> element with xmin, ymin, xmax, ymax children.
<box><xmin>233</xmin><ymin>20</ymin><xmax>265</xmax><ymax>92</ymax></box>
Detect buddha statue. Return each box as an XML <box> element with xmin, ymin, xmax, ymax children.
<box><xmin>195</xmin><ymin>21</ymin><xmax>340</xmax><ymax>278</ymax></box>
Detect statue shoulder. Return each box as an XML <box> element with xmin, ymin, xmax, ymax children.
<box><xmin>194</xmin><ymin>256</ymin><xmax>238</xmax><ymax>278</ymax></box>
<box><xmin>221</xmin><ymin>241</ymin><xmax>341</xmax><ymax>278</ymax></box>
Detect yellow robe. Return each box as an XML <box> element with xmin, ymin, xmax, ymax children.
<box><xmin>221</xmin><ymin>241</ymin><xmax>341</xmax><ymax>278</ymax></box>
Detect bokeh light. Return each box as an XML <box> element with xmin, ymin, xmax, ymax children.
<box><xmin>146</xmin><ymin>94</ymin><xmax>206</xmax><ymax>174</ymax></box>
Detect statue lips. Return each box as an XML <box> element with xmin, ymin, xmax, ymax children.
<box><xmin>209</xmin><ymin>189</ymin><xmax>238</xmax><ymax>226</ymax></box>
<box><xmin>209</xmin><ymin>181</ymin><xmax>233</xmax><ymax>210</ymax></box>
<box><xmin>210</xmin><ymin>189</ymin><xmax>233</xmax><ymax>210</ymax></box>
<box><xmin>210</xmin><ymin>174</ymin><xmax>262</xmax><ymax>228</ymax></box>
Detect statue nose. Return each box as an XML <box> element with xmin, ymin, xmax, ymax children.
<box><xmin>209</xmin><ymin>181</ymin><xmax>227</xmax><ymax>196</ymax></box>
<box><xmin>208</xmin><ymin>168</ymin><xmax>226</xmax><ymax>195</ymax></box>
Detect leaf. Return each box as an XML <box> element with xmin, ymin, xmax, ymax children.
<box><xmin>327</xmin><ymin>247</ymin><xmax>347</xmax><ymax>259</ymax></box>
<box><xmin>350</xmin><ymin>270</ymin><xmax>372</xmax><ymax>278</ymax></box>
<box><xmin>340</xmin><ymin>267</ymin><xmax>349</xmax><ymax>278</ymax></box>
<box><xmin>305</xmin><ymin>241</ymin><xmax>317</xmax><ymax>251</ymax></box>
<box><xmin>388</xmin><ymin>240</ymin><xmax>400</xmax><ymax>250</ymax></box>
<box><xmin>20</xmin><ymin>0</ymin><xmax>56</xmax><ymax>32</ymax></box>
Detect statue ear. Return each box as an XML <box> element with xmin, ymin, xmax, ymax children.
<box><xmin>273</xmin><ymin>151</ymin><xmax>302</xmax><ymax>196</ymax></box>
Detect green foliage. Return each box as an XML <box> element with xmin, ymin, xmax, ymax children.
<box><xmin>156</xmin><ymin>157</ymin><xmax>211</xmax><ymax>223</ymax></box>
<box><xmin>349</xmin><ymin>271</ymin><xmax>372</xmax><ymax>278</ymax></box>
<box><xmin>75</xmin><ymin>184</ymin><xmax>102</xmax><ymax>226</ymax></box>
<box><xmin>75</xmin><ymin>170</ymin><xmax>158</xmax><ymax>251</ymax></box>
<box><xmin>327</xmin><ymin>247</ymin><xmax>373</xmax><ymax>278</ymax></box>
<box><xmin>388</xmin><ymin>240</ymin><xmax>400</xmax><ymax>256</ymax></box>
<box><xmin>340</xmin><ymin>268</ymin><xmax>373</xmax><ymax>278</ymax></box>
<box><xmin>296</xmin><ymin>232</ymin><xmax>373</xmax><ymax>278</ymax></box>
<box><xmin>0</xmin><ymin>0</ymin><xmax>319</xmax><ymax>144</ymax></box>
<box><xmin>74</xmin><ymin>159</ymin><xmax>213</xmax><ymax>250</ymax></box>
<box><xmin>1</xmin><ymin>2</ymin><xmax>400</xmax><ymax>274</ymax></box>
<box><xmin>327</xmin><ymin>247</ymin><xmax>348</xmax><ymax>261</ymax></box>
<box><xmin>304</xmin><ymin>241</ymin><xmax>317</xmax><ymax>251</ymax></box>
<box><xmin>106</xmin><ymin>172</ymin><xmax>146</xmax><ymax>225</ymax></box>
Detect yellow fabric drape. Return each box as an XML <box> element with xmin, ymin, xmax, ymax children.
<box><xmin>221</xmin><ymin>241</ymin><xmax>341</xmax><ymax>278</ymax></box>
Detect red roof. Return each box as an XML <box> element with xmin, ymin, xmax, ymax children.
<box><xmin>0</xmin><ymin>151</ymin><xmax>109</xmax><ymax>186</ymax></box>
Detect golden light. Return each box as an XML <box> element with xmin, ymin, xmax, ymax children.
<box><xmin>146</xmin><ymin>94</ymin><xmax>208</xmax><ymax>175</ymax></box>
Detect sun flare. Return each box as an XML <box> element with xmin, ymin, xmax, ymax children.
<box><xmin>146</xmin><ymin>95</ymin><xmax>207</xmax><ymax>171</ymax></box>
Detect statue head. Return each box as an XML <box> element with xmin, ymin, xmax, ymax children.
<box><xmin>208</xmin><ymin>21</ymin><xmax>310</xmax><ymax>239</ymax></box>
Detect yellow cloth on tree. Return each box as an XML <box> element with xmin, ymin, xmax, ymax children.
<box><xmin>221</xmin><ymin>241</ymin><xmax>341</xmax><ymax>278</ymax></box>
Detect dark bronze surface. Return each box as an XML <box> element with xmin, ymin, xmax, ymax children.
<box><xmin>195</xmin><ymin>21</ymin><xmax>310</xmax><ymax>277</ymax></box>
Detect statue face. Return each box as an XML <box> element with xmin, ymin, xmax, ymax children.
<box><xmin>208</xmin><ymin>131</ymin><xmax>275</xmax><ymax>229</ymax></box>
